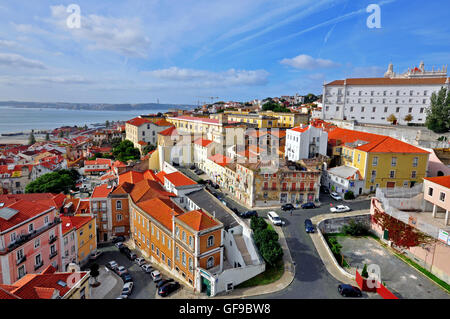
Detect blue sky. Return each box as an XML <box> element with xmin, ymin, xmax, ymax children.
<box><xmin>0</xmin><ymin>0</ymin><xmax>449</xmax><ymax>105</ymax></box>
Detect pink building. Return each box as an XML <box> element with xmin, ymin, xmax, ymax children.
<box><xmin>424</xmin><ymin>176</ymin><xmax>450</xmax><ymax>225</ymax></box>
<box><xmin>0</xmin><ymin>198</ymin><xmax>63</xmax><ymax>285</ymax></box>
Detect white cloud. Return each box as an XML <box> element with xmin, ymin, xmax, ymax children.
<box><xmin>144</xmin><ymin>67</ymin><xmax>269</xmax><ymax>87</ymax></box>
<box><xmin>0</xmin><ymin>53</ymin><xmax>46</xmax><ymax>69</ymax></box>
<box><xmin>49</xmin><ymin>5</ymin><xmax>151</xmax><ymax>58</ymax></box>
<box><xmin>0</xmin><ymin>39</ymin><xmax>18</xmax><ymax>48</ymax></box>
<box><xmin>281</xmin><ymin>54</ymin><xmax>340</xmax><ymax>70</ymax></box>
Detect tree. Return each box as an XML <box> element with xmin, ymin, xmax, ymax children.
<box><xmin>58</xmin><ymin>131</ymin><xmax>64</xmax><ymax>138</ymax></box>
<box><xmin>404</xmin><ymin>114</ymin><xmax>413</xmax><ymax>124</ymax></box>
<box><xmin>142</xmin><ymin>144</ymin><xmax>157</xmax><ymax>155</ymax></box>
<box><xmin>45</xmin><ymin>132</ymin><xmax>50</xmax><ymax>141</ymax></box>
<box><xmin>112</xmin><ymin>140</ymin><xmax>141</xmax><ymax>162</ymax></box>
<box><xmin>25</xmin><ymin>169</ymin><xmax>79</xmax><ymax>194</ymax></box>
<box><xmin>260</xmin><ymin>240</ymin><xmax>283</xmax><ymax>266</ymax></box>
<box><xmin>425</xmin><ymin>87</ymin><xmax>450</xmax><ymax>133</ymax></box>
<box><xmin>90</xmin><ymin>263</ymin><xmax>100</xmax><ymax>286</ymax></box>
<box><xmin>361</xmin><ymin>264</ymin><xmax>369</xmax><ymax>278</ymax></box>
<box><xmin>344</xmin><ymin>191</ymin><xmax>355</xmax><ymax>200</ymax></box>
<box><xmin>250</xmin><ymin>216</ymin><xmax>268</xmax><ymax>232</ymax></box>
<box><xmin>342</xmin><ymin>219</ymin><xmax>368</xmax><ymax>236</ymax></box>
<box><xmin>28</xmin><ymin>132</ymin><xmax>36</xmax><ymax>145</ymax></box>
<box><xmin>304</xmin><ymin>93</ymin><xmax>319</xmax><ymax>104</ymax></box>
<box><xmin>253</xmin><ymin>228</ymin><xmax>279</xmax><ymax>246</ymax></box>
<box><xmin>387</xmin><ymin>114</ymin><xmax>397</xmax><ymax>125</ymax></box>
<box><xmin>105</xmin><ymin>120</ymin><xmax>110</xmax><ymax>128</ymax></box>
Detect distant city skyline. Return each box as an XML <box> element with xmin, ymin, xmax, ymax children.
<box><xmin>0</xmin><ymin>0</ymin><xmax>449</xmax><ymax>104</ymax></box>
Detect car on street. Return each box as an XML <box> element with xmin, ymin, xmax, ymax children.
<box><xmin>330</xmin><ymin>192</ymin><xmax>343</xmax><ymax>201</ymax></box>
<box><xmin>106</xmin><ymin>261</ymin><xmax>118</xmax><ymax>270</ymax></box>
<box><xmin>141</xmin><ymin>264</ymin><xmax>153</xmax><ymax>273</ymax></box>
<box><xmin>112</xmin><ymin>236</ymin><xmax>125</xmax><ymax>243</ymax></box>
<box><xmin>189</xmin><ymin>165</ymin><xmax>196</xmax><ymax>170</ymax></box>
<box><xmin>89</xmin><ymin>250</ymin><xmax>103</xmax><ymax>260</ymax></box>
<box><xmin>151</xmin><ymin>270</ymin><xmax>162</xmax><ymax>282</ymax></box>
<box><xmin>116</xmin><ymin>294</ymin><xmax>128</xmax><ymax>299</ymax></box>
<box><xmin>301</xmin><ymin>202</ymin><xmax>316</xmax><ymax>209</ymax></box>
<box><xmin>158</xmin><ymin>281</ymin><xmax>180</xmax><ymax>297</ymax></box>
<box><xmin>116</xmin><ymin>266</ymin><xmax>128</xmax><ymax>276</ymax></box>
<box><xmin>194</xmin><ymin>169</ymin><xmax>204</xmax><ymax>175</ymax></box>
<box><xmin>231</xmin><ymin>207</ymin><xmax>240</xmax><ymax>215</ymax></box>
<box><xmin>330</xmin><ymin>205</ymin><xmax>351</xmax><ymax>213</ymax></box>
<box><xmin>239</xmin><ymin>210</ymin><xmax>258</xmax><ymax>219</ymax></box>
<box><xmin>135</xmin><ymin>257</ymin><xmax>146</xmax><ymax>266</ymax></box>
<box><xmin>121</xmin><ymin>273</ymin><xmax>133</xmax><ymax>283</ymax></box>
<box><xmin>321</xmin><ymin>186</ymin><xmax>330</xmax><ymax>194</ymax></box>
<box><xmin>338</xmin><ymin>284</ymin><xmax>362</xmax><ymax>297</ymax></box>
<box><xmin>156</xmin><ymin>278</ymin><xmax>174</xmax><ymax>289</ymax></box>
<box><xmin>122</xmin><ymin>282</ymin><xmax>134</xmax><ymax>296</ymax></box>
<box><xmin>120</xmin><ymin>246</ymin><xmax>131</xmax><ymax>254</ymax></box>
<box><xmin>115</xmin><ymin>242</ymin><xmax>124</xmax><ymax>249</ymax></box>
<box><xmin>281</xmin><ymin>203</ymin><xmax>295</xmax><ymax>211</ymax></box>
<box><xmin>304</xmin><ymin>219</ymin><xmax>315</xmax><ymax>233</ymax></box>
<box><xmin>125</xmin><ymin>251</ymin><xmax>137</xmax><ymax>261</ymax></box>
<box><xmin>267</xmin><ymin>211</ymin><xmax>284</xmax><ymax>226</ymax></box>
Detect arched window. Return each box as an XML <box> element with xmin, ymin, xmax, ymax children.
<box><xmin>207</xmin><ymin>256</ymin><xmax>214</xmax><ymax>269</ymax></box>
<box><xmin>207</xmin><ymin>235</ymin><xmax>214</xmax><ymax>248</ymax></box>
<box><xmin>182</xmin><ymin>252</ymin><xmax>186</xmax><ymax>266</ymax></box>
<box><xmin>189</xmin><ymin>257</ymin><xmax>193</xmax><ymax>272</ymax></box>
<box><xmin>437</xmin><ymin>171</ymin><xmax>444</xmax><ymax>177</ymax></box>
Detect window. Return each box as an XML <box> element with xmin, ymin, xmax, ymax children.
<box><xmin>34</xmin><ymin>238</ymin><xmax>40</xmax><ymax>249</ymax></box>
<box><xmin>117</xmin><ymin>214</ymin><xmax>123</xmax><ymax>221</ymax></box>
<box><xmin>207</xmin><ymin>235</ymin><xmax>214</xmax><ymax>248</ymax></box>
<box><xmin>189</xmin><ymin>258</ymin><xmax>193</xmax><ymax>272</ymax></box>
<box><xmin>182</xmin><ymin>252</ymin><xmax>186</xmax><ymax>266</ymax></box>
<box><xmin>175</xmin><ymin>246</ymin><xmax>179</xmax><ymax>260</ymax></box>
<box><xmin>357</xmin><ymin>154</ymin><xmax>361</xmax><ymax>163</ymax></box>
<box><xmin>440</xmin><ymin>192</ymin><xmax>446</xmax><ymax>202</ymax></box>
<box><xmin>189</xmin><ymin>236</ymin><xmax>193</xmax><ymax>248</ymax></box>
<box><xmin>428</xmin><ymin>188</ymin><xmax>433</xmax><ymax>196</ymax></box>
<box><xmin>156</xmin><ymin>248</ymin><xmax>159</xmax><ymax>256</ymax></box>
<box><xmin>391</xmin><ymin>157</ymin><xmax>397</xmax><ymax>167</ymax></box>
<box><xmin>411</xmin><ymin>171</ymin><xmax>417</xmax><ymax>178</ymax></box>
<box><xmin>182</xmin><ymin>231</ymin><xmax>186</xmax><ymax>242</ymax></box>
<box><xmin>17</xmin><ymin>249</ymin><xmax>24</xmax><ymax>261</ymax></box>
<box><xmin>35</xmin><ymin>254</ymin><xmax>42</xmax><ymax>266</ymax></box>
<box><xmin>389</xmin><ymin>170</ymin><xmax>395</xmax><ymax>178</ymax></box>
<box><xmin>116</xmin><ymin>200</ymin><xmax>122</xmax><ymax>210</ymax></box>
<box><xmin>28</xmin><ymin>223</ymin><xmax>34</xmax><ymax>233</ymax></box>
<box><xmin>413</xmin><ymin>157</ymin><xmax>418</xmax><ymax>167</ymax></box>
<box><xmin>372</xmin><ymin>157</ymin><xmax>378</xmax><ymax>167</ymax></box>
<box><xmin>44</xmin><ymin>216</ymin><xmax>49</xmax><ymax>224</ymax></box>
<box><xmin>10</xmin><ymin>232</ymin><xmax>16</xmax><ymax>243</ymax></box>
<box><xmin>206</xmin><ymin>257</ymin><xmax>214</xmax><ymax>269</ymax></box>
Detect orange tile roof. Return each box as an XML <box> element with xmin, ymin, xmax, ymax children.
<box><xmin>328</xmin><ymin>128</ymin><xmax>430</xmax><ymax>154</ymax></box>
<box><xmin>208</xmin><ymin>154</ymin><xmax>233</xmax><ymax>167</ymax></box>
<box><xmin>119</xmin><ymin>171</ymin><xmax>145</xmax><ymax>185</ymax></box>
<box><xmin>424</xmin><ymin>176</ymin><xmax>450</xmax><ymax>189</ymax></box>
<box><xmin>326</xmin><ymin>77</ymin><xmax>449</xmax><ymax>86</ymax></box>
<box><xmin>130</xmin><ymin>179</ymin><xmax>175</xmax><ymax>203</ymax></box>
<box><xmin>126</xmin><ymin>117</ymin><xmax>151</xmax><ymax>127</ymax></box>
<box><xmin>137</xmin><ymin>197</ymin><xmax>183</xmax><ymax>231</ymax></box>
<box><xmin>164</xmin><ymin>171</ymin><xmax>197</xmax><ymax>187</ymax></box>
<box><xmin>158</xmin><ymin>126</ymin><xmax>177</xmax><ymax>136</ymax></box>
<box><xmin>91</xmin><ymin>184</ymin><xmax>113</xmax><ymax>198</ymax></box>
<box><xmin>61</xmin><ymin>215</ymin><xmax>94</xmax><ymax>235</ymax></box>
<box><xmin>194</xmin><ymin>138</ymin><xmax>214</xmax><ymax>147</ymax></box>
<box><xmin>75</xmin><ymin>200</ymin><xmax>90</xmax><ymax>215</ymax></box>
<box><xmin>155</xmin><ymin>171</ymin><xmax>167</xmax><ymax>184</ymax></box>
<box><xmin>291</xmin><ymin>126</ymin><xmax>310</xmax><ymax>133</ymax></box>
<box><xmin>176</xmin><ymin>209</ymin><xmax>220</xmax><ymax>231</ymax></box>
<box><xmin>112</xmin><ymin>181</ymin><xmax>134</xmax><ymax>195</ymax></box>
<box><xmin>154</xmin><ymin>119</ymin><xmax>172</xmax><ymax>127</ymax></box>
<box><xmin>0</xmin><ymin>200</ymin><xmax>53</xmax><ymax>232</ymax></box>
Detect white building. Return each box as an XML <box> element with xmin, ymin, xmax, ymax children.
<box><xmin>285</xmin><ymin>125</ymin><xmax>328</xmax><ymax>161</ymax></box>
<box><xmin>125</xmin><ymin>117</ymin><xmax>172</xmax><ymax>152</ymax></box>
<box><xmin>322</xmin><ymin>62</ymin><xmax>450</xmax><ymax>125</ymax></box>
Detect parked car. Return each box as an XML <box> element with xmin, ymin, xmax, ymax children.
<box><xmin>189</xmin><ymin>165</ymin><xmax>196</xmax><ymax>170</ymax></box>
<box><xmin>281</xmin><ymin>203</ymin><xmax>295</xmax><ymax>211</ymax></box>
<box><xmin>125</xmin><ymin>251</ymin><xmax>137</xmax><ymax>261</ymax></box>
<box><xmin>267</xmin><ymin>211</ymin><xmax>284</xmax><ymax>226</ymax></box>
<box><xmin>301</xmin><ymin>202</ymin><xmax>316</xmax><ymax>209</ymax></box>
<box><xmin>194</xmin><ymin>169</ymin><xmax>204</xmax><ymax>175</ymax></box>
<box><xmin>141</xmin><ymin>264</ymin><xmax>153</xmax><ymax>273</ymax></box>
<box><xmin>121</xmin><ymin>282</ymin><xmax>134</xmax><ymax>296</ymax></box>
<box><xmin>116</xmin><ymin>266</ymin><xmax>128</xmax><ymax>276</ymax></box>
<box><xmin>116</xmin><ymin>294</ymin><xmax>128</xmax><ymax>299</ymax></box>
<box><xmin>115</xmin><ymin>242</ymin><xmax>124</xmax><ymax>249</ymax></box>
<box><xmin>107</xmin><ymin>261</ymin><xmax>118</xmax><ymax>270</ymax></box>
<box><xmin>121</xmin><ymin>273</ymin><xmax>133</xmax><ymax>283</ymax></box>
<box><xmin>89</xmin><ymin>250</ymin><xmax>103</xmax><ymax>260</ymax></box>
<box><xmin>231</xmin><ymin>207</ymin><xmax>240</xmax><ymax>215</ymax></box>
<box><xmin>207</xmin><ymin>180</ymin><xmax>220</xmax><ymax>189</ymax></box>
<box><xmin>239</xmin><ymin>210</ymin><xmax>258</xmax><ymax>219</ymax></box>
<box><xmin>151</xmin><ymin>270</ymin><xmax>162</xmax><ymax>282</ymax></box>
<box><xmin>135</xmin><ymin>257</ymin><xmax>146</xmax><ymax>266</ymax></box>
<box><xmin>158</xmin><ymin>281</ymin><xmax>180</xmax><ymax>297</ymax></box>
<box><xmin>330</xmin><ymin>205</ymin><xmax>351</xmax><ymax>213</ymax></box>
<box><xmin>120</xmin><ymin>246</ymin><xmax>131</xmax><ymax>254</ymax></box>
<box><xmin>304</xmin><ymin>219</ymin><xmax>315</xmax><ymax>233</ymax></box>
<box><xmin>338</xmin><ymin>284</ymin><xmax>362</xmax><ymax>297</ymax></box>
<box><xmin>330</xmin><ymin>192</ymin><xmax>343</xmax><ymax>201</ymax></box>
<box><xmin>156</xmin><ymin>278</ymin><xmax>174</xmax><ymax>289</ymax></box>
<box><xmin>112</xmin><ymin>236</ymin><xmax>125</xmax><ymax>243</ymax></box>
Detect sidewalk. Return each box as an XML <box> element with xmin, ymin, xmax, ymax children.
<box><xmin>309</xmin><ymin>210</ymin><xmax>371</xmax><ymax>285</ymax></box>
<box><xmin>90</xmin><ymin>266</ymin><xmax>123</xmax><ymax>299</ymax></box>
<box><xmin>157</xmin><ymin>222</ymin><xmax>295</xmax><ymax>299</ymax></box>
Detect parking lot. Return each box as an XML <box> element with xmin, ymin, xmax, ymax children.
<box><xmin>338</xmin><ymin>236</ymin><xmax>450</xmax><ymax>299</ymax></box>
<box><xmin>84</xmin><ymin>244</ymin><xmax>160</xmax><ymax>299</ymax></box>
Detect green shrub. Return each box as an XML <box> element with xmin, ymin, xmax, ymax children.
<box><xmin>250</xmin><ymin>216</ymin><xmax>268</xmax><ymax>232</ymax></box>
<box><xmin>342</xmin><ymin>220</ymin><xmax>369</xmax><ymax>237</ymax></box>
<box><xmin>361</xmin><ymin>264</ymin><xmax>369</xmax><ymax>278</ymax></box>
<box><xmin>344</xmin><ymin>191</ymin><xmax>355</xmax><ymax>200</ymax></box>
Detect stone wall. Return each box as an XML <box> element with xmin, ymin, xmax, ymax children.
<box><xmin>318</xmin><ymin>214</ymin><xmax>371</xmax><ymax>234</ymax></box>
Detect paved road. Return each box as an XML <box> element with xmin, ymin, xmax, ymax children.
<box><xmin>203</xmin><ymin>182</ymin><xmax>372</xmax><ymax>299</ymax></box>
<box><xmin>84</xmin><ymin>244</ymin><xmax>158</xmax><ymax>299</ymax></box>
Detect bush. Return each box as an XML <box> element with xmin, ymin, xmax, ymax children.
<box><xmin>342</xmin><ymin>220</ymin><xmax>369</xmax><ymax>237</ymax></box>
<box><xmin>251</xmin><ymin>216</ymin><xmax>283</xmax><ymax>267</ymax></box>
<box><xmin>344</xmin><ymin>191</ymin><xmax>355</xmax><ymax>200</ymax></box>
<box><xmin>253</xmin><ymin>228</ymin><xmax>279</xmax><ymax>247</ymax></box>
<box><xmin>361</xmin><ymin>264</ymin><xmax>369</xmax><ymax>278</ymax></box>
<box><xmin>260</xmin><ymin>240</ymin><xmax>284</xmax><ymax>266</ymax></box>
<box><xmin>250</xmin><ymin>216</ymin><xmax>268</xmax><ymax>232</ymax></box>
<box><xmin>26</xmin><ymin>169</ymin><xmax>79</xmax><ymax>194</ymax></box>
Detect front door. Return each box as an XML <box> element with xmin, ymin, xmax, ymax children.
<box><xmin>201</xmin><ymin>277</ymin><xmax>211</xmax><ymax>296</ymax></box>
<box><xmin>386</xmin><ymin>182</ymin><xmax>395</xmax><ymax>188</ymax></box>
<box><xmin>103</xmin><ymin>233</ymin><xmax>108</xmax><ymax>242</ymax></box>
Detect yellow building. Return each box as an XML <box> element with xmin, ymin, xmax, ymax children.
<box><xmin>327</xmin><ymin>128</ymin><xmax>430</xmax><ymax>195</ymax></box>
<box><xmin>218</xmin><ymin>109</ymin><xmax>308</xmax><ymax>128</ymax></box>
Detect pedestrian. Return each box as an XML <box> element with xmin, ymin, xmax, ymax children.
<box><xmin>290</xmin><ymin>209</ymin><xmax>293</xmax><ymax>216</ymax></box>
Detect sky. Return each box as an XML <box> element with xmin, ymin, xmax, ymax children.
<box><xmin>0</xmin><ymin>0</ymin><xmax>449</xmax><ymax>105</ymax></box>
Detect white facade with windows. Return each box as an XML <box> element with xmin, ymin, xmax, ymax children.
<box><xmin>321</xmin><ymin>62</ymin><xmax>450</xmax><ymax>125</ymax></box>
<box><xmin>285</xmin><ymin>125</ymin><xmax>328</xmax><ymax>161</ymax></box>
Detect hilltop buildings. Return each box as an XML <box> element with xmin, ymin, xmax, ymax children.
<box><xmin>322</xmin><ymin>62</ymin><xmax>450</xmax><ymax>125</ymax></box>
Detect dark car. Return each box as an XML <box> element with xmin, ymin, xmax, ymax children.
<box><xmin>121</xmin><ymin>273</ymin><xmax>133</xmax><ymax>283</ymax></box>
<box><xmin>231</xmin><ymin>207</ymin><xmax>240</xmax><ymax>215</ymax></box>
<box><xmin>338</xmin><ymin>284</ymin><xmax>362</xmax><ymax>297</ymax></box>
<box><xmin>240</xmin><ymin>210</ymin><xmax>258</xmax><ymax>218</ymax></box>
<box><xmin>301</xmin><ymin>202</ymin><xmax>316</xmax><ymax>209</ymax></box>
<box><xmin>125</xmin><ymin>251</ymin><xmax>137</xmax><ymax>261</ymax></box>
<box><xmin>112</xmin><ymin>236</ymin><xmax>125</xmax><ymax>244</ymax></box>
<box><xmin>321</xmin><ymin>186</ymin><xmax>330</xmax><ymax>194</ymax></box>
<box><xmin>157</xmin><ymin>278</ymin><xmax>174</xmax><ymax>289</ymax></box>
<box><xmin>304</xmin><ymin>219</ymin><xmax>314</xmax><ymax>233</ymax></box>
<box><xmin>281</xmin><ymin>203</ymin><xmax>295</xmax><ymax>211</ymax></box>
<box><xmin>158</xmin><ymin>282</ymin><xmax>180</xmax><ymax>297</ymax></box>
<box><xmin>120</xmin><ymin>246</ymin><xmax>131</xmax><ymax>254</ymax></box>
<box><xmin>189</xmin><ymin>165</ymin><xmax>196</xmax><ymax>170</ymax></box>
<box><xmin>194</xmin><ymin>169</ymin><xmax>204</xmax><ymax>175</ymax></box>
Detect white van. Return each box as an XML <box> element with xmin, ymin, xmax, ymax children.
<box><xmin>267</xmin><ymin>211</ymin><xmax>284</xmax><ymax>226</ymax></box>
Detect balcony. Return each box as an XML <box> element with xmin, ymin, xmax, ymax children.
<box><xmin>49</xmin><ymin>250</ymin><xmax>58</xmax><ymax>260</ymax></box>
<box><xmin>49</xmin><ymin>235</ymin><xmax>58</xmax><ymax>244</ymax></box>
<box><xmin>16</xmin><ymin>255</ymin><xmax>26</xmax><ymax>265</ymax></box>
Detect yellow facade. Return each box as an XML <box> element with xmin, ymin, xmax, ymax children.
<box><xmin>77</xmin><ymin>218</ymin><xmax>97</xmax><ymax>263</ymax></box>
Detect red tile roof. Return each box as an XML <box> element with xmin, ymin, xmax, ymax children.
<box><xmin>130</xmin><ymin>179</ymin><xmax>175</xmax><ymax>203</ymax></box>
<box><xmin>85</xmin><ymin>158</ymin><xmax>112</xmax><ymax>166</ymax></box>
<box><xmin>0</xmin><ymin>199</ymin><xmax>55</xmax><ymax>232</ymax></box>
<box><xmin>176</xmin><ymin>209</ymin><xmax>220</xmax><ymax>231</ymax></box>
<box><xmin>424</xmin><ymin>176</ymin><xmax>450</xmax><ymax>189</ymax></box>
<box><xmin>61</xmin><ymin>215</ymin><xmax>94</xmax><ymax>235</ymax></box>
<box><xmin>326</xmin><ymin>77</ymin><xmax>449</xmax><ymax>86</ymax></box>
<box><xmin>91</xmin><ymin>184</ymin><xmax>113</xmax><ymax>198</ymax></box>
<box><xmin>327</xmin><ymin>128</ymin><xmax>430</xmax><ymax>154</ymax></box>
<box><xmin>194</xmin><ymin>138</ymin><xmax>213</xmax><ymax>147</ymax></box>
<box><xmin>164</xmin><ymin>172</ymin><xmax>197</xmax><ymax>187</ymax></box>
<box><xmin>291</xmin><ymin>126</ymin><xmax>310</xmax><ymax>133</ymax></box>
<box><xmin>158</xmin><ymin>126</ymin><xmax>177</xmax><ymax>136</ymax></box>
<box><xmin>126</xmin><ymin>117</ymin><xmax>150</xmax><ymax>127</ymax></box>
<box><xmin>137</xmin><ymin>197</ymin><xmax>183</xmax><ymax>231</ymax></box>
<box><xmin>119</xmin><ymin>171</ymin><xmax>145</xmax><ymax>185</ymax></box>
<box><xmin>208</xmin><ymin>154</ymin><xmax>233</xmax><ymax>167</ymax></box>
<box><xmin>154</xmin><ymin>119</ymin><xmax>173</xmax><ymax>127</ymax></box>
